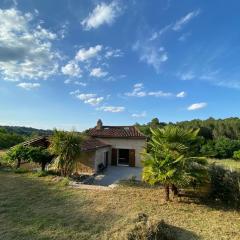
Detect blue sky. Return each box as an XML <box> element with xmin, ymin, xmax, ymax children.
<box><xmin>0</xmin><ymin>0</ymin><xmax>240</xmax><ymax>131</ymax></box>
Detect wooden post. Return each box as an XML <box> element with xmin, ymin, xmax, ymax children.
<box><xmin>129</xmin><ymin>149</ymin><xmax>135</xmax><ymax>167</ymax></box>
<box><xmin>111</xmin><ymin>148</ymin><xmax>117</xmax><ymax>166</ymax></box>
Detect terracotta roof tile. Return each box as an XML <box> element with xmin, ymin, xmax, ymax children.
<box><xmin>88</xmin><ymin>126</ymin><xmax>146</xmax><ymax>139</ymax></box>
<box><xmin>81</xmin><ymin>138</ymin><xmax>110</xmax><ymax>151</ymax></box>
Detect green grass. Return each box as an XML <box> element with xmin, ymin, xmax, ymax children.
<box><xmin>208</xmin><ymin>158</ymin><xmax>240</xmax><ymax>172</ymax></box>
<box><xmin>0</xmin><ymin>170</ymin><xmax>240</xmax><ymax>240</ymax></box>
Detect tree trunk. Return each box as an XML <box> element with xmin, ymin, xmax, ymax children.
<box><xmin>16</xmin><ymin>159</ymin><xmax>21</xmax><ymax>169</ymax></box>
<box><xmin>41</xmin><ymin>162</ymin><xmax>46</xmax><ymax>171</ymax></box>
<box><xmin>171</xmin><ymin>184</ymin><xmax>179</xmax><ymax>197</ymax></box>
<box><xmin>164</xmin><ymin>185</ymin><xmax>170</xmax><ymax>201</ymax></box>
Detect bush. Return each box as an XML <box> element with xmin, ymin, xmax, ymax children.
<box><xmin>201</xmin><ymin>138</ymin><xmax>240</xmax><ymax>159</ymax></box>
<box><xmin>214</xmin><ymin>137</ymin><xmax>240</xmax><ymax>159</ymax></box>
<box><xmin>200</xmin><ymin>141</ymin><xmax>216</xmax><ymax>157</ymax></box>
<box><xmin>233</xmin><ymin>150</ymin><xmax>240</xmax><ymax>161</ymax></box>
<box><xmin>208</xmin><ymin>164</ymin><xmax>240</xmax><ymax>208</ymax></box>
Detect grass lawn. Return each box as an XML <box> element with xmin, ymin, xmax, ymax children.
<box><xmin>208</xmin><ymin>158</ymin><xmax>240</xmax><ymax>172</ymax></box>
<box><xmin>0</xmin><ymin>171</ymin><xmax>240</xmax><ymax>240</ymax></box>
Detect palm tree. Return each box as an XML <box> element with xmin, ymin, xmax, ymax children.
<box><xmin>142</xmin><ymin>126</ymin><xmax>208</xmax><ymax>201</ymax></box>
<box><xmin>49</xmin><ymin>130</ymin><xmax>84</xmax><ymax>176</ymax></box>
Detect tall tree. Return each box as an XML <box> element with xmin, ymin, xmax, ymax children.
<box><xmin>142</xmin><ymin>126</ymin><xmax>208</xmax><ymax>201</ymax></box>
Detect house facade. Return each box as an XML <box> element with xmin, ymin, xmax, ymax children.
<box><xmin>78</xmin><ymin>119</ymin><xmax>147</xmax><ymax>173</ymax></box>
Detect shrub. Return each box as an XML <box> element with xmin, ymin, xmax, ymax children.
<box><xmin>214</xmin><ymin>137</ymin><xmax>240</xmax><ymax>159</ymax></box>
<box><xmin>233</xmin><ymin>150</ymin><xmax>240</xmax><ymax>161</ymax></box>
<box><xmin>208</xmin><ymin>164</ymin><xmax>240</xmax><ymax>208</ymax></box>
<box><xmin>200</xmin><ymin>141</ymin><xmax>216</xmax><ymax>157</ymax></box>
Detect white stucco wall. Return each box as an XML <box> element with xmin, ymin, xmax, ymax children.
<box><xmin>94</xmin><ymin>146</ymin><xmax>111</xmax><ymax>172</ymax></box>
<box><xmin>96</xmin><ymin>138</ymin><xmax>146</xmax><ymax>167</ymax></box>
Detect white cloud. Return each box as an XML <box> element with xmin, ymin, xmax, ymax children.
<box><xmin>133</xmin><ymin>42</ymin><xmax>168</xmax><ymax>72</ymax></box>
<box><xmin>125</xmin><ymin>82</ymin><xmax>146</xmax><ymax>97</ymax></box>
<box><xmin>126</xmin><ymin>83</ymin><xmax>173</xmax><ymax>98</ymax></box>
<box><xmin>176</xmin><ymin>91</ymin><xmax>186</xmax><ymax>98</ymax></box>
<box><xmin>172</xmin><ymin>10</ymin><xmax>200</xmax><ymax>31</ymax></box>
<box><xmin>178</xmin><ymin>32</ymin><xmax>191</xmax><ymax>42</ymax></box>
<box><xmin>72</xmin><ymin>93</ymin><xmax>104</xmax><ymax>106</ymax></box>
<box><xmin>148</xmin><ymin>91</ymin><xmax>172</xmax><ymax>97</ymax></box>
<box><xmin>64</xmin><ymin>79</ymin><xmax>86</xmax><ymax>86</ymax></box>
<box><xmin>70</xmin><ymin>89</ymin><xmax>81</xmax><ymax>95</ymax></box>
<box><xmin>105</xmin><ymin>48</ymin><xmax>123</xmax><ymax>58</ymax></box>
<box><xmin>98</xmin><ymin>106</ymin><xmax>125</xmax><ymax>113</ymax></box>
<box><xmin>187</xmin><ymin>102</ymin><xmax>207</xmax><ymax>111</ymax></box>
<box><xmin>0</xmin><ymin>8</ymin><xmax>59</xmax><ymax>81</ymax></box>
<box><xmin>84</xmin><ymin>97</ymin><xmax>104</xmax><ymax>106</ymax></box>
<box><xmin>17</xmin><ymin>82</ymin><xmax>40</xmax><ymax>90</ymax></box>
<box><xmin>81</xmin><ymin>1</ymin><xmax>122</xmax><ymax>30</ymax></box>
<box><xmin>61</xmin><ymin>61</ymin><xmax>81</xmax><ymax>77</ymax></box>
<box><xmin>179</xmin><ymin>71</ymin><xmax>195</xmax><ymax>81</ymax></box>
<box><xmin>131</xmin><ymin>111</ymin><xmax>146</xmax><ymax>118</ymax></box>
<box><xmin>75</xmin><ymin>45</ymin><xmax>102</xmax><ymax>62</ymax></box>
<box><xmin>90</xmin><ymin>67</ymin><xmax>108</xmax><ymax>77</ymax></box>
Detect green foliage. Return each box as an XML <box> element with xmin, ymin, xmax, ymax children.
<box><xmin>27</xmin><ymin>147</ymin><xmax>53</xmax><ymax>171</ymax></box>
<box><xmin>201</xmin><ymin>138</ymin><xmax>240</xmax><ymax>159</ymax></box>
<box><xmin>214</xmin><ymin>137</ymin><xmax>240</xmax><ymax>159</ymax></box>
<box><xmin>0</xmin><ymin>128</ymin><xmax>24</xmax><ymax>149</ymax></box>
<box><xmin>142</xmin><ymin>126</ymin><xmax>208</xmax><ymax>200</ymax></box>
<box><xmin>5</xmin><ymin>144</ymin><xmax>31</xmax><ymax>168</ymax></box>
<box><xmin>200</xmin><ymin>141</ymin><xmax>216</xmax><ymax>157</ymax></box>
<box><xmin>208</xmin><ymin>164</ymin><xmax>240</xmax><ymax>208</ymax></box>
<box><xmin>49</xmin><ymin>130</ymin><xmax>84</xmax><ymax>176</ymax></box>
<box><xmin>233</xmin><ymin>150</ymin><xmax>240</xmax><ymax>161</ymax></box>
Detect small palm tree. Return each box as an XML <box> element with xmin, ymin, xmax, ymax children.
<box><xmin>49</xmin><ymin>130</ymin><xmax>84</xmax><ymax>176</ymax></box>
<box><xmin>142</xmin><ymin>126</ymin><xmax>208</xmax><ymax>201</ymax></box>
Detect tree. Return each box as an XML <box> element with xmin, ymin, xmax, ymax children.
<box><xmin>49</xmin><ymin>130</ymin><xmax>83</xmax><ymax>176</ymax></box>
<box><xmin>5</xmin><ymin>144</ymin><xmax>30</xmax><ymax>168</ymax></box>
<box><xmin>142</xmin><ymin>126</ymin><xmax>208</xmax><ymax>201</ymax></box>
<box><xmin>28</xmin><ymin>147</ymin><xmax>53</xmax><ymax>171</ymax></box>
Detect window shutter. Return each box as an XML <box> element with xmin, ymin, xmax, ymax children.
<box><xmin>111</xmin><ymin>148</ymin><xmax>117</xmax><ymax>166</ymax></box>
<box><xmin>129</xmin><ymin>149</ymin><xmax>135</xmax><ymax>167</ymax></box>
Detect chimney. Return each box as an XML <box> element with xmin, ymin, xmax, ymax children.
<box><xmin>96</xmin><ymin>119</ymin><xmax>103</xmax><ymax>129</ymax></box>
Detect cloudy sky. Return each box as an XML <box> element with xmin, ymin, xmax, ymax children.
<box><xmin>0</xmin><ymin>0</ymin><xmax>240</xmax><ymax>130</ymax></box>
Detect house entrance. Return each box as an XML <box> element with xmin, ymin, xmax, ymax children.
<box><xmin>118</xmin><ymin>149</ymin><xmax>129</xmax><ymax>166</ymax></box>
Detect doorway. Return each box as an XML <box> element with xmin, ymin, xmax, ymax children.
<box><xmin>118</xmin><ymin>149</ymin><xmax>129</xmax><ymax>166</ymax></box>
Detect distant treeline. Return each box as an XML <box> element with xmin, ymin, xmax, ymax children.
<box><xmin>0</xmin><ymin>126</ymin><xmax>52</xmax><ymax>149</ymax></box>
<box><xmin>136</xmin><ymin>117</ymin><xmax>240</xmax><ymax>159</ymax></box>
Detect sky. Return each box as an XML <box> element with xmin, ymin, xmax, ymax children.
<box><xmin>0</xmin><ymin>0</ymin><xmax>240</xmax><ymax>131</ymax></box>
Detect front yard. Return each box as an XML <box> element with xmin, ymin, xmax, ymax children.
<box><xmin>0</xmin><ymin>170</ymin><xmax>240</xmax><ymax>240</ymax></box>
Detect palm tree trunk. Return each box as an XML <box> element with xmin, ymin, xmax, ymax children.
<box><xmin>164</xmin><ymin>185</ymin><xmax>170</xmax><ymax>201</ymax></box>
<box><xmin>16</xmin><ymin>159</ymin><xmax>21</xmax><ymax>168</ymax></box>
<box><xmin>171</xmin><ymin>184</ymin><xmax>179</xmax><ymax>197</ymax></box>
<box><xmin>41</xmin><ymin>162</ymin><xmax>46</xmax><ymax>171</ymax></box>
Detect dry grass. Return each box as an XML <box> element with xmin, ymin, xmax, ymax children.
<box><xmin>0</xmin><ymin>170</ymin><xmax>240</xmax><ymax>240</ymax></box>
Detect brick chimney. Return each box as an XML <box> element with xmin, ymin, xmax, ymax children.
<box><xmin>96</xmin><ymin>119</ymin><xmax>103</xmax><ymax>129</ymax></box>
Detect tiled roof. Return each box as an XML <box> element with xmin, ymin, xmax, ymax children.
<box><xmin>88</xmin><ymin>126</ymin><xmax>146</xmax><ymax>139</ymax></box>
<box><xmin>22</xmin><ymin>136</ymin><xmax>109</xmax><ymax>151</ymax></box>
<box><xmin>81</xmin><ymin>138</ymin><xmax>110</xmax><ymax>151</ymax></box>
<box><xmin>22</xmin><ymin>136</ymin><xmax>50</xmax><ymax>148</ymax></box>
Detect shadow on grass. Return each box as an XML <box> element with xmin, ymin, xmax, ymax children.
<box><xmin>0</xmin><ymin>170</ymin><xmax>118</xmax><ymax>240</ymax></box>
